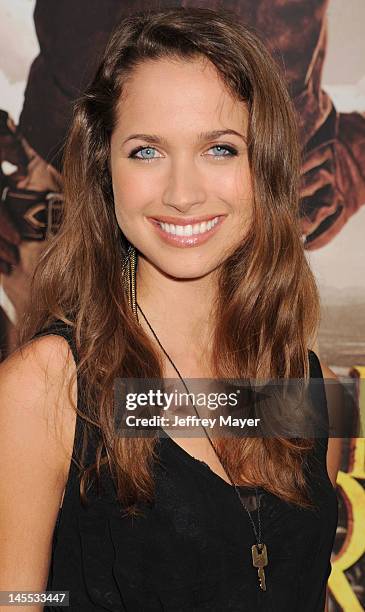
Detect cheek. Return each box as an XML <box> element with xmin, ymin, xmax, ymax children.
<box><xmin>228</xmin><ymin>164</ymin><xmax>254</xmax><ymax>233</ymax></box>
<box><xmin>111</xmin><ymin>167</ymin><xmax>151</xmax><ymax>227</ymax></box>
<box><xmin>215</xmin><ymin>161</ymin><xmax>253</xmax><ymax>209</ymax></box>
<box><xmin>112</xmin><ymin>159</ymin><xmax>161</xmax><ymax>204</ymax></box>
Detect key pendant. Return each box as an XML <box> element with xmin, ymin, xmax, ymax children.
<box><xmin>251</xmin><ymin>543</ymin><xmax>268</xmax><ymax>591</ymax></box>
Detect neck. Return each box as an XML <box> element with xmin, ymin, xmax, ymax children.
<box><xmin>135</xmin><ymin>255</ymin><xmax>218</xmax><ymax>370</ymax></box>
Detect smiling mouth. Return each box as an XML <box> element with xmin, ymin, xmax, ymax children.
<box><xmin>154</xmin><ymin>215</ymin><xmax>221</xmax><ymax>236</ymax></box>
<box><xmin>148</xmin><ymin>214</ymin><xmax>227</xmax><ymax>247</ymax></box>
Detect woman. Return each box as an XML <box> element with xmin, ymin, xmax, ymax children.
<box><xmin>0</xmin><ymin>7</ymin><xmax>341</xmax><ymax>611</ymax></box>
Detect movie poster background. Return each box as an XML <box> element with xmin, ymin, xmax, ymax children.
<box><xmin>0</xmin><ymin>1</ymin><xmax>364</xmax><ymax>609</ymax></box>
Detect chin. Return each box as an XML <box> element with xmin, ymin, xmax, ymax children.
<box><xmin>154</xmin><ymin>261</ymin><xmax>218</xmax><ymax>281</ymax></box>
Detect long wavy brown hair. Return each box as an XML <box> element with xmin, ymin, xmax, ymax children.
<box><xmin>20</xmin><ymin>7</ymin><xmax>320</xmax><ymax>515</ymax></box>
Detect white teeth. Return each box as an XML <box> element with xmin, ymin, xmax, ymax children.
<box><xmin>158</xmin><ymin>216</ymin><xmax>219</xmax><ymax>236</ymax></box>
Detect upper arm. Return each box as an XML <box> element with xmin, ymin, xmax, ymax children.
<box><xmin>319</xmin><ymin>360</ymin><xmax>343</xmax><ymax>488</ymax></box>
<box><xmin>0</xmin><ymin>334</ymin><xmax>77</xmax><ymax>601</ymax></box>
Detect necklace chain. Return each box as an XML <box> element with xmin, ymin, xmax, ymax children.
<box><xmin>136</xmin><ymin>301</ymin><xmax>262</xmax><ymax>546</ymax></box>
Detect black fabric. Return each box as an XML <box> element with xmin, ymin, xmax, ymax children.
<box><xmin>32</xmin><ymin>321</ymin><xmax>338</xmax><ymax>611</ymax></box>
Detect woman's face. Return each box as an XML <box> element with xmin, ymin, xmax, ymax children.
<box><xmin>110</xmin><ymin>56</ymin><xmax>252</xmax><ymax>280</ymax></box>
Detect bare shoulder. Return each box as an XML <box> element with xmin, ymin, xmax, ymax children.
<box><xmin>0</xmin><ymin>332</ymin><xmax>78</xmax><ymax>477</ymax></box>
<box><xmin>1</xmin><ymin>332</ymin><xmax>75</xmax><ymax>377</ymax></box>
<box><xmin>318</xmin><ymin>360</ymin><xmax>338</xmax><ymax>380</ymax></box>
<box><xmin>0</xmin><ymin>333</ymin><xmax>77</xmax><ymax>591</ymax></box>
<box><xmin>0</xmin><ymin>333</ymin><xmax>76</xmax><ymax>423</ymax></box>
<box><xmin>317</xmin><ymin>358</ymin><xmax>342</xmax><ymax>488</ymax></box>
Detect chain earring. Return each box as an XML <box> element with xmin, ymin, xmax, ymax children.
<box><xmin>121</xmin><ymin>243</ymin><xmax>139</xmax><ymax>321</ymax></box>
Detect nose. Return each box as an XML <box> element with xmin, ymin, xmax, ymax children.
<box><xmin>161</xmin><ymin>156</ymin><xmax>207</xmax><ymax>213</ymax></box>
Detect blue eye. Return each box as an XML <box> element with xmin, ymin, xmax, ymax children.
<box><xmin>207</xmin><ymin>145</ymin><xmax>237</xmax><ymax>157</ymax></box>
<box><xmin>129</xmin><ymin>146</ymin><xmax>160</xmax><ymax>161</ymax></box>
<box><xmin>128</xmin><ymin>143</ymin><xmax>238</xmax><ymax>162</ymax></box>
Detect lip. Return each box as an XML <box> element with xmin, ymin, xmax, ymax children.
<box><xmin>148</xmin><ymin>215</ymin><xmax>227</xmax><ymax>248</ymax></box>
<box><xmin>149</xmin><ymin>214</ymin><xmax>225</xmax><ymax>226</ymax></box>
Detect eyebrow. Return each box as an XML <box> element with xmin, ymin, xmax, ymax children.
<box><xmin>121</xmin><ymin>129</ymin><xmax>247</xmax><ymax>146</ymax></box>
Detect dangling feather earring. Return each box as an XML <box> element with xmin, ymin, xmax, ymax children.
<box><xmin>121</xmin><ymin>243</ymin><xmax>139</xmax><ymax>322</ymax></box>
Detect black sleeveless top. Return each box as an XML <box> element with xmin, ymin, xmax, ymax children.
<box><xmin>33</xmin><ymin>321</ymin><xmax>338</xmax><ymax>612</ymax></box>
